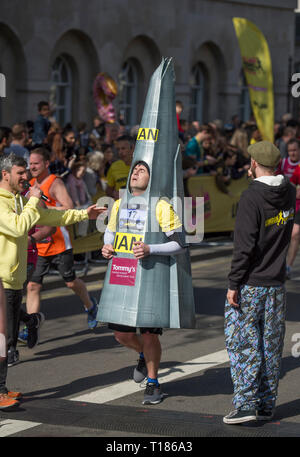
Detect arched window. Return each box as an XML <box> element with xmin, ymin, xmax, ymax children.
<box><xmin>190</xmin><ymin>63</ymin><xmax>206</xmax><ymax>123</ymax></box>
<box><xmin>239</xmin><ymin>71</ymin><xmax>251</xmax><ymax>122</ymax></box>
<box><xmin>0</xmin><ymin>71</ymin><xmax>5</xmax><ymax>98</ymax></box>
<box><xmin>51</xmin><ymin>55</ymin><xmax>73</xmax><ymax>127</ymax></box>
<box><xmin>119</xmin><ymin>59</ymin><xmax>138</xmax><ymax>127</ymax></box>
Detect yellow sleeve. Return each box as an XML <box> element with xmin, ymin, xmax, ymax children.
<box><xmin>107</xmin><ymin>199</ymin><xmax>121</xmax><ymax>232</ymax></box>
<box><xmin>155</xmin><ymin>199</ymin><xmax>182</xmax><ymax>232</ymax></box>
<box><xmin>37</xmin><ymin>206</ymin><xmax>88</xmax><ymax>226</ymax></box>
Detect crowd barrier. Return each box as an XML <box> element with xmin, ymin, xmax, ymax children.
<box><xmin>68</xmin><ymin>187</ymin><xmax>105</xmax><ymax>255</ymax></box>
<box><xmin>185</xmin><ymin>174</ymin><xmax>249</xmax><ymax>233</ymax></box>
<box><xmin>69</xmin><ymin>176</ymin><xmax>249</xmax><ymax>254</ymax></box>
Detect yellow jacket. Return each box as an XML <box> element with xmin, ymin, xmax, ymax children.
<box><xmin>0</xmin><ymin>189</ymin><xmax>89</xmax><ymax>290</ymax></box>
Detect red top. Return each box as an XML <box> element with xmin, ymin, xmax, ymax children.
<box><xmin>176</xmin><ymin>113</ymin><xmax>184</xmax><ymax>133</ymax></box>
<box><xmin>290</xmin><ymin>165</ymin><xmax>300</xmax><ymax>212</ymax></box>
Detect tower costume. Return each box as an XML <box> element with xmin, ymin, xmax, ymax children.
<box><xmin>97</xmin><ymin>58</ymin><xmax>195</xmax><ymax>329</ymax></box>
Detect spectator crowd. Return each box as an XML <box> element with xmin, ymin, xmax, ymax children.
<box><xmin>0</xmin><ymin>100</ymin><xmax>300</xmax><ymax>276</ymax></box>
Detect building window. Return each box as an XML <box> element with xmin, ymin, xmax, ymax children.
<box><xmin>294</xmin><ymin>62</ymin><xmax>300</xmax><ymax>74</ymax></box>
<box><xmin>239</xmin><ymin>71</ymin><xmax>251</xmax><ymax>122</ymax></box>
<box><xmin>190</xmin><ymin>63</ymin><xmax>206</xmax><ymax>123</ymax></box>
<box><xmin>296</xmin><ymin>13</ymin><xmax>300</xmax><ymax>44</ymax></box>
<box><xmin>51</xmin><ymin>55</ymin><xmax>72</xmax><ymax>127</ymax></box>
<box><xmin>119</xmin><ymin>59</ymin><xmax>138</xmax><ymax>127</ymax></box>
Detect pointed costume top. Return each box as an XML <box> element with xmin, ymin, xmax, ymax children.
<box><xmin>127</xmin><ymin>57</ymin><xmax>179</xmax><ymax>200</ymax></box>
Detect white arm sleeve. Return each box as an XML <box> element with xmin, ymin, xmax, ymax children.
<box><xmin>104</xmin><ymin>228</ymin><xmax>115</xmax><ymax>245</ymax></box>
<box><xmin>149</xmin><ymin>241</ymin><xmax>186</xmax><ymax>256</ymax></box>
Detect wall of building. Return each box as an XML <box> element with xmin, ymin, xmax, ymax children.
<box><xmin>0</xmin><ymin>0</ymin><xmax>297</xmax><ymax>128</ymax></box>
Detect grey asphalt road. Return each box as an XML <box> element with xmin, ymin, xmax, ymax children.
<box><xmin>1</xmin><ymin>241</ymin><xmax>300</xmax><ymax>440</ymax></box>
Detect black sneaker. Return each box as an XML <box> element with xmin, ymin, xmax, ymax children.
<box><xmin>223</xmin><ymin>409</ymin><xmax>257</xmax><ymax>424</ymax></box>
<box><xmin>133</xmin><ymin>357</ymin><xmax>147</xmax><ymax>383</ymax></box>
<box><xmin>7</xmin><ymin>348</ymin><xmax>20</xmax><ymax>367</ymax></box>
<box><xmin>27</xmin><ymin>312</ymin><xmax>45</xmax><ymax>349</ymax></box>
<box><xmin>143</xmin><ymin>382</ymin><xmax>163</xmax><ymax>405</ymax></box>
<box><xmin>256</xmin><ymin>409</ymin><xmax>275</xmax><ymax>421</ymax></box>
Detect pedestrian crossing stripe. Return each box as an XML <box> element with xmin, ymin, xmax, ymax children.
<box><xmin>0</xmin><ymin>419</ymin><xmax>41</xmax><ymax>437</ymax></box>
<box><xmin>0</xmin><ymin>350</ymin><xmax>230</xmax><ymax>435</ymax></box>
<box><xmin>70</xmin><ymin>349</ymin><xmax>229</xmax><ymax>404</ymax></box>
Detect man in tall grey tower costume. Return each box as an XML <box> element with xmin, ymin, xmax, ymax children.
<box><xmin>97</xmin><ymin>58</ymin><xmax>195</xmax><ymax>405</ymax></box>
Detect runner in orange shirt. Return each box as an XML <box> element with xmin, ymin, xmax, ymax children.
<box><xmin>25</xmin><ymin>148</ymin><xmax>100</xmax><ymax>339</ymax></box>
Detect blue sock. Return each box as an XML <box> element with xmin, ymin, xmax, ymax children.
<box><xmin>139</xmin><ymin>352</ymin><xmax>144</xmax><ymax>359</ymax></box>
<box><xmin>147</xmin><ymin>377</ymin><xmax>159</xmax><ymax>386</ymax></box>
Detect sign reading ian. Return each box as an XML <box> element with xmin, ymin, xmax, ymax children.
<box><xmin>114</xmin><ymin>232</ymin><xmax>144</xmax><ymax>253</ymax></box>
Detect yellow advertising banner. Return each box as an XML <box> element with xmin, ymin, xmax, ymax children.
<box><xmin>68</xmin><ymin>186</ymin><xmax>106</xmax><ymax>254</ymax></box>
<box><xmin>233</xmin><ymin>17</ymin><xmax>274</xmax><ymax>143</ymax></box>
<box><xmin>186</xmin><ymin>175</ymin><xmax>249</xmax><ymax>233</ymax></box>
<box><xmin>68</xmin><ymin>221</ymin><xmax>104</xmax><ymax>254</ymax></box>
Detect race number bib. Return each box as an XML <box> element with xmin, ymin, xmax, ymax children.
<box><xmin>119</xmin><ymin>205</ymin><xmax>147</xmax><ymax>232</ymax></box>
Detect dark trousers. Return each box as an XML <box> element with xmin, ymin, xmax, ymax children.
<box><xmin>0</xmin><ymin>289</ymin><xmax>22</xmax><ymax>393</ymax></box>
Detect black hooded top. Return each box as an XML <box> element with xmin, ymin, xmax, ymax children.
<box><xmin>228</xmin><ymin>175</ymin><xmax>296</xmax><ymax>289</ymax></box>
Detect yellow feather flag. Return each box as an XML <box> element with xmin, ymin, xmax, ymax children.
<box><xmin>233</xmin><ymin>17</ymin><xmax>274</xmax><ymax>143</ymax></box>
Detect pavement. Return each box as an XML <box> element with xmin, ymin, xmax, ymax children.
<box><xmin>1</xmin><ymin>238</ymin><xmax>300</xmax><ymax>441</ymax></box>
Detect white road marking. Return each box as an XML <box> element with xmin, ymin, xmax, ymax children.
<box><xmin>70</xmin><ymin>349</ymin><xmax>229</xmax><ymax>404</ymax></box>
<box><xmin>0</xmin><ymin>419</ymin><xmax>41</xmax><ymax>437</ymax></box>
<box><xmin>0</xmin><ymin>350</ymin><xmax>229</xmax><ymax>435</ymax></box>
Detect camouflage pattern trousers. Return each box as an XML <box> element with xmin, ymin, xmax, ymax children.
<box><xmin>225</xmin><ymin>285</ymin><xmax>286</xmax><ymax>411</ymax></box>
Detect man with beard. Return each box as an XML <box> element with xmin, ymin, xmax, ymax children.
<box><xmin>223</xmin><ymin>141</ymin><xmax>296</xmax><ymax>425</ymax></box>
<box><xmin>0</xmin><ymin>153</ymin><xmax>106</xmax><ymax>408</ymax></box>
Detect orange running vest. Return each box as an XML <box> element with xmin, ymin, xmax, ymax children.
<box><xmin>30</xmin><ymin>174</ymin><xmax>72</xmax><ymax>257</ymax></box>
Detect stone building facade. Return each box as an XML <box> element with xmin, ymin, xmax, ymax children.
<box><xmin>0</xmin><ymin>0</ymin><xmax>297</xmax><ymax>129</ymax></box>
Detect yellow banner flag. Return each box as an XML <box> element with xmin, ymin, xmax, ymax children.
<box><xmin>233</xmin><ymin>17</ymin><xmax>274</xmax><ymax>143</ymax></box>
